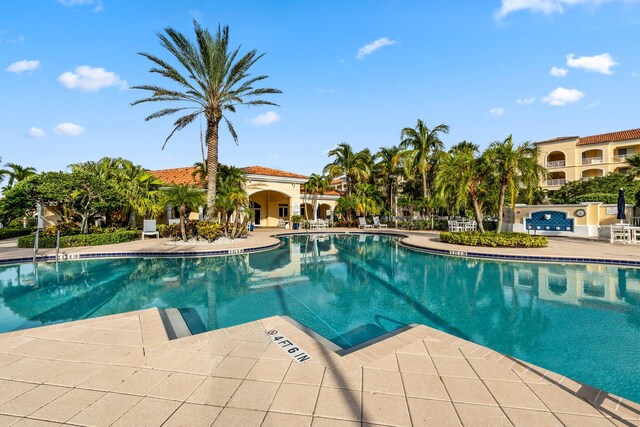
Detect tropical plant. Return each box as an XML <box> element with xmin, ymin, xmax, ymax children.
<box><xmin>303</xmin><ymin>173</ymin><xmax>329</xmax><ymax>220</ymax></box>
<box><xmin>485</xmin><ymin>135</ymin><xmax>544</xmax><ymax>233</ymax></box>
<box><xmin>215</xmin><ymin>165</ymin><xmax>249</xmax><ymax>236</ymax></box>
<box><xmin>400</xmin><ymin>119</ymin><xmax>449</xmax><ymax>199</ymax></box>
<box><xmin>132</xmin><ymin>21</ymin><xmax>281</xmax><ymax>219</ymax></box>
<box><xmin>436</xmin><ymin>142</ymin><xmax>491</xmax><ymax>232</ymax></box>
<box><xmin>374</xmin><ymin>145</ymin><xmax>403</xmax><ymax>214</ymax></box>
<box><xmin>353</xmin><ymin>183</ymin><xmax>383</xmax><ymax>216</ymax></box>
<box><xmin>163</xmin><ymin>184</ymin><xmax>206</xmax><ymax>241</ymax></box>
<box><xmin>627</xmin><ymin>154</ymin><xmax>640</xmax><ymax>179</ymax></box>
<box><xmin>0</xmin><ymin>163</ymin><xmax>37</xmax><ymax>190</ymax></box>
<box><xmin>323</xmin><ymin>143</ymin><xmax>372</xmax><ymax>197</ymax></box>
<box><xmin>551</xmin><ymin>173</ymin><xmax>640</xmax><ymax>206</ymax></box>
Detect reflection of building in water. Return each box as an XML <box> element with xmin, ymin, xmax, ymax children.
<box><xmin>247</xmin><ymin>235</ymin><xmax>340</xmax><ymax>289</ymax></box>
<box><xmin>514</xmin><ymin>263</ymin><xmax>639</xmax><ymax>308</ymax></box>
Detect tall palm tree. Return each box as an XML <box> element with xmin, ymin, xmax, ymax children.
<box><xmin>374</xmin><ymin>146</ymin><xmax>403</xmax><ymax>214</ymax></box>
<box><xmin>323</xmin><ymin>143</ymin><xmax>371</xmax><ymax>197</ymax></box>
<box><xmin>304</xmin><ymin>174</ymin><xmax>329</xmax><ymax>220</ymax></box>
<box><xmin>436</xmin><ymin>142</ymin><xmax>491</xmax><ymax>232</ymax></box>
<box><xmin>163</xmin><ymin>184</ymin><xmax>206</xmax><ymax>241</ymax></box>
<box><xmin>400</xmin><ymin>120</ymin><xmax>449</xmax><ymax>199</ymax></box>
<box><xmin>0</xmin><ymin>163</ymin><xmax>37</xmax><ymax>189</ymax></box>
<box><xmin>132</xmin><ymin>21</ymin><xmax>281</xmax><ymax>219</ymax></box>
<box><xmin>486</xmin><ymin>135</ymin><xmax>544</xmax><ymax>233</ymax></box>
<box><xmin>627</xmin><ymin>154</ymin><xmax>640</xmax><ymax>179</ymax></box>
<box><xmin>353</xmin><ymin>183</ymin><xmax>383</xmax><ymax>216</ymax></box>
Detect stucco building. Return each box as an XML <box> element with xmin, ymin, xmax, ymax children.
<box><xmin>536</xmin><ymin>128</ymin><xmax>639</xmax><ymax>191</ymax></box>
<box><xmin>150</xmin><ymin>166</ymin><xmax>340</xmax><ymax>227</ymax></box>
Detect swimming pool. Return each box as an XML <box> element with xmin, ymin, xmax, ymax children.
<box><xmin>0</xmin><ymin>234</ymin><xmax>638</xmax><ymax>402</ymax></box>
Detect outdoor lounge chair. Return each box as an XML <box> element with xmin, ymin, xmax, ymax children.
<box><xmin>358</xmin><ymin>217</ymin><xmax>372</xmax><ymax>229</ymax></box>
<box><xmin>142</xmin><ymin>219</ymin><xmax>159</xmax><ymax>240</ymax></box>
<box><xmin>373</xmin><ymin>216</ymin><xmax>387</xmax><ymax>228</ymax></box>
<box><xmin>168</xmin><ymin>218</ymin><xmax>180</xmax><ymax>225</ymax></box>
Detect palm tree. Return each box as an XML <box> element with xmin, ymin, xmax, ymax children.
<box><xmin>303</xmin><ymin>174</ymin><xmax>329</xmax><ymax>220</ymax></box>
<box><xmin>374</xmin><ymin>146</ymin><xmax>403</xmax><ymax>214</ymax></box>
<box><xmin>215</xmin><ymin>165</ymin><xmax>248</xmax><ymax>235</ymax></box>
<box><xmin>627</xmin><ymin>154</ymin><xmax>640</xmax><ymax>179</ymax></box>
<box><xmin>353</xmin><ymin>183</ymin><xmax>383</xmax><ymax>216</ymax></box>
<box><xmin>0</xmin><ymin>163</ymin><xmax>37</xmax><ymax>189</ymax></box>
<box><xmin>192</xmin><ymin>161</ymin><xmax>207</xmax><ymax>184</ymax></box>
<box><xmin>486</xmin><ymin>135</ymin><xmax>544</xmax><ymax>233</ymax></box>
<box><xmin>132</xmin><ymin>21</ymin><xmax>281</xmax><ymax>220</ymax></box>
<box><xmin>323</xmin><ymin>143</ymin><xmax>371</xmax><ymax>197</ymax></box>
<box><xmin>437</xmin><ymin>142</ymin><xmax>491</xmax><ymax>232</ymax></box>
<box><xmin>163</xmin><ymin>184</ymin><xmax>206</xmax><ymax>241</ymax></box>
<box><xmin>400</xmin><ymin>120</ymin><xmax>449</xmax><ymax>199</ymax></box>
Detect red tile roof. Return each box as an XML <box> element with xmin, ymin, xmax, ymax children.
<box><xmin>242</xmin><ymin>166</ymin><xmax>308</xmax><ymax>179</ymax></box>
<box><xmin>150</xmin><ymin>167</ymin><xmax>205</xmax><ymax>187</ymax></box>
<box><xmin>536</xmin><ymin>128</ymin><xmax>640</xmax><ymax>146</ymax></box>
<box><xmin>150</xmin><ymin>165</ymin><xmax>308</xmax><ymax>186</ymax></box>
<box><xmin>536</xmin><ymin>136</ymin><xmax>579</xmax><ymax>145</ymax></box>
<box><xmin>576</xmin><ymin>128</ymin><xmax>640</xmax><ymax>146</ymax></box>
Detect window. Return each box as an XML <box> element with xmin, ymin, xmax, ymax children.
<box><xmin>300</xmin><ymin>205</ymin><xmax>306</xmax><ymax>217</ymax></box>
<box><xmin>278</xmin><ymin>204</ymin><xmax>289</xmax><ymax>218</ymax></box>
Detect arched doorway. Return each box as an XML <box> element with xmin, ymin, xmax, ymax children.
<box><xmin>248</xmin><ymin>190</ymin><xmax>291</xmax><ymax>227</ymax></box>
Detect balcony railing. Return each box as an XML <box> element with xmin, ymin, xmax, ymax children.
<box><xmin>547</xmin><ymin>179</ymin><xmax>566</xmax><ymax>186</ymax></box>
<box><xmin>582</xmin><ymin>157</ymin><xmax>604</xmax><ymax>165</ymax></box>
<box><xmin>614</xmin><ymin>153</ymin><xmax>635</xmax><ymax>162</ymax></box>
<box><xmin>580</xmin><ymin>176</ymin><xmax>602</xmax><ymax>181</ymax></box>
<box><xmin>546</xmin><ymin>160</ymin><xmax>565</xmax><ymax>168</ymax></box>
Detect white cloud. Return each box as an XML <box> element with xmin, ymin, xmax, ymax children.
<box><xmin>9</xmin><ymin>35</ymin><xmax>24</xmax><ymax>44</ymax></box>
<box><xmin>550</xmin><ymin>66</ymin><xmax>568</xmax><ymax>77</ymax></box>
<box><xmin>58</xmin><ymin>65</ymin><xmax>127</xmax><ymax>92</ymax></box>
<box><xmin>53</xmin><ymin>122</ymin><xmax>85</xmax><ymax>136</ymax></box>
<box><xmin>28</xmin><ymin>127</ymin><xmax>46</xmax><ymax>138</ymax></box>
<box><xmin>6</xmin><ymin>59</ymin><xmax>40</xmax><ymax>73</ymax></box>
<box><xmin>516</xmin><ymin>97</ymin><xmax>536</xmax><ymax>105</ymax></box>
<box><xmin>542</xmin><ymin>87</ymin><xmax>585</xmax><ymax>106</ymax></box>
<box><xmin>58</xmin><ymin>0</ymin><xmax>103</xmax><ymax>12</ymax></box>
<box><xmin>495</xmin><ymin>0</ymin><xmax>619</xmax><ymax>19</ymax></box>
<box><xmin>566</xmin><ymin>53</ymin><xmax>618</xmax><ymax>75</ymax></box>
<box><xmin>356</xmin><ymin>37</ymin><xmax>398</xmax><ymax>60</ymax></box>
<box><xmin>489</xmin><ymin>107</ymin><xmax>505</xmax><ymax>116</ymax></box>
<box><xmin>248</xmin><ymin>111</ymin><xmax>280</xmax><ymax>126</ymax></box>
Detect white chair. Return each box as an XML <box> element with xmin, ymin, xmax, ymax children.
<box><xmin>373</xmin><ymin>216</ymin><xmax>387</xmax><ymax>228</ymax></box>
<box><xmin>310</xmin><ymin>220</ymin><xmax>319</xmax><ymax>230</ymax></box>
<box><xmin>610</xmin><ymin>224</ymin><xmax>628</xmax><ymax>244</ymax></box>
<box><xmin>168</xmin><ymin>218</ymin><xmax>180</xmax><ymax>225</ymax></box>
<box><xmin>358</xmin><ymin>217</ymin><xmax>372</xmax><ymax>229</ymax></box>
<box><xmin>464</xmin><ymin>220</ymin><xmax>477</xmax><ymax>232</ymax></box>
<box><xmin>448</xmin><ymin>220</ymin><xmax>461</xmax><ymax>232</ymax></box>
<box><xmin>142</xmin><ymin>220</ymin><xmax>159</xmax><ymax>240</ymax></box>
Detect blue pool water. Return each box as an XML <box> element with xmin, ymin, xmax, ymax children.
<box><xmin>1</xmin><ymin>234</ymin><xmax>639</xmax><ymax>402</ymax></box>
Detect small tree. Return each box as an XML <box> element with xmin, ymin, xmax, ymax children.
<box><xmin>163</xmin><ymin>185</ymin><xmax>206</xmax><ymax>241</ymax></box>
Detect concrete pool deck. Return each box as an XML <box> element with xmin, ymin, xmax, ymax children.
<box><xmin>0</xmin><ymin>309</ymin><xmax>639</xmax><ymax>426</ymax></box>
<box><xmin>0</xmin><ymin>229</ymin><xmax>639</xmax><ymax>426</ymax></box>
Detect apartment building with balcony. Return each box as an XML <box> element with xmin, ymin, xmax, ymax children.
<box><xmin>536</xmin><ymin>128</ymin><xmax>640</xmax><ymax>190</ymax></box>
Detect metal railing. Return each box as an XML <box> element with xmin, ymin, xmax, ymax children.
<box><xmin>547</xmin><ymin>179</ymin><xmax>566</xmax><ymax>186</ymax></box>
<box><xmin>614</xmin><ymin>153</ymin><xmax>635</xmax><ymax>162</ymax></box>
<box><xmin>582</xmin><ymin>157</ymin><xmax>604</xmax><ymax>165</ymax></box>
<box><xmin>546</xmin><ymin>160</ymin><xmax>565</xmax><ymax>168</ymax></box>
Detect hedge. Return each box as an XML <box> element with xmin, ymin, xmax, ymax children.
<box><xmin>18</xmin><ymin>230</ymin><xmax>138</xmax><ymax>248</ymax></box>
<box><xmin>0</xmin><ymin>228</ymin><xmax>33</xmax><ymax>240</ymax></box>
<box><xmin>574</xmin><ymin>193</ymin><xmax>619</xmax><ymax>204</ymax></box>
<box><xmin>440</xmin><ymin>231</ymin><xmax>547</xmax><ymax>248</ymax></box>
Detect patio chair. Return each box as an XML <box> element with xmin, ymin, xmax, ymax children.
<box><xmin>610</xmin><ymin>224</ymin><xmax>629</xmax><ymax>244</ymax></box>
<box><xmin>358</xmin><ymin>217</ymin><xmax>373</xmax><ymax>229</ymax></box>
<box><xmin>168</xmin><ymin>218</ymin><xmax>180</xmax><ymax>225</ymax></box>
<box><xmin>373</xmin><ymin>216</ymin><xmax>387</xmax><ymax>229</ymax></box>
<box><xmin>448</xmin><ymin>220</ymin><xmax>461</xmax><ymax>232</ymax></box>
<box><xmin>142</xmin><ymin>220</ymin><xmax>159</xmax><ymax>240</ymax></box>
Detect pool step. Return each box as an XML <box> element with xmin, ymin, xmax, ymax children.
<box><xmin>160</xmin><ymin>308</ymin><xmax>193</xmax><ymax>340</ymax></box>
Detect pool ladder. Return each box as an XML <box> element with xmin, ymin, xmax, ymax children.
<box><xmin>32</xmin><ymin>229</ymin><xmax>60</xmax><ymax>263</ymax></box>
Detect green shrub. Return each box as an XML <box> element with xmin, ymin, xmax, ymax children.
<box><xmin>158</xmin><ymin>223</ymin><xmax>181</xmax><ymax>240</ymax></box>
<box><xmin>18</xmin><ymin>230</ymin><xmax>138</xmax><ymax>248</ymax></box>
<box><xmin>0</xmin><ymin>228</ymin><xmax>33</xmax><ymax>240</ymax></box>
<box><xmin>575</xmin><ymin>193</ymin><xmax>619</xmax><ymax>204</ymax></box>
<box><xmin>196</xmin><ymin>221</ymin><xmax>224</xmax><ymax>242</ymax></box>
<box><xmin>42</xmin><ymin>221</ymin><xmax>80</xmax><ymax>237</ymax></box>
<box><xmin>440</xmin><ymin>231</ymin><xmax>547</xmax><ymax>248</ymax></box>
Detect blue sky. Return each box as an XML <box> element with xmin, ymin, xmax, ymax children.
<box><xmin>2</xmin><ymin>0</ymin><xmax>639</xmax><ymax>175</ymax></box>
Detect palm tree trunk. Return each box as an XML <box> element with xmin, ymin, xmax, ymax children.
<box><xmin>205</xmin><ymin>120</ymin><xmax>219</xmax><ymax>220</ymax></box>
<box><xmin>422</xmin><ymin>172</ymin><xmax>428</xmax><ymax>217</ymax></box>
<box><xmin>470</xmin><ymin>187</ymin><xmax>485</xmax><ymax>233</ymax></box>
<box><xmin>179</xmin><ymin>205</ymin><xmax>187</xmax><ymax>241</ymax></box>
<box><xmin>496</xmin><ymin>184</ymin><xmax>507</xmax><ymax>234</ymax></box>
